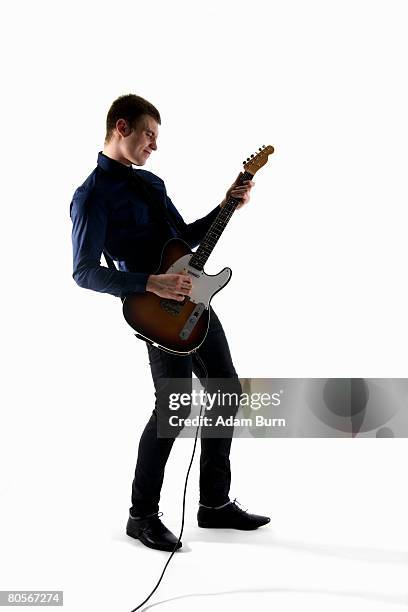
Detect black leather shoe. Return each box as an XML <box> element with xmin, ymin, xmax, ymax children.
<box><xmin>198</xmin><ymin>499</ymin><xmax>270</xmax><ymax>530</ymax></box>
<box><xmin>126</xmin><ymin>512</ymin><xmax>182</xmax><ymax>551</ymax></box>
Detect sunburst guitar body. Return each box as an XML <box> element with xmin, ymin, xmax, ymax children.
<box><xmin>123</xmin><ymin>238</ymin><xmax>231</xmax><ymax>354</ymax></box>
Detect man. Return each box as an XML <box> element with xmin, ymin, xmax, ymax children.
<box><xmin>70</xmin><ymin>94</ymin><xmax>270</xmax><ymax>552</ymax></box>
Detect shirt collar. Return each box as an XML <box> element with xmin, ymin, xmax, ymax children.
<box><xmin>97</xmin><ymin>151</ymin><xmax>135</xmax><ymax>178</ymax></box>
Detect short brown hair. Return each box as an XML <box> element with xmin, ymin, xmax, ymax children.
<box><xmin>105</xmin><ymin>94</ymin><xmax>161</xmax><ymax>142</ymax></box>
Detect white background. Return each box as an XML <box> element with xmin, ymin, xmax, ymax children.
<box><xmin>1</xmin><ymin>1</ymin><xmax>407</xmax><ymax>610</ymax></box>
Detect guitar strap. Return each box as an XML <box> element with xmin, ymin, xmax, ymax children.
<box><xmin>103</xmin><ymin>171</ymin><xmax>183</xmax><ymax>271</ymax></box>
<box><xmin>103</xmin><ymin>250</ymin><xmax>117</xmax><ymax>270</ymax></box>
<box><xmin>129</xmin><ymin>171</ymin><xmax>184</xmax><ymax>235</ymax></box>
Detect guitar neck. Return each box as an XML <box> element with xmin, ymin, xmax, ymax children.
<box><xmin>189</xmin><ymin>170</ymin><xmax>254</xmax><ymax>271</ymax></box>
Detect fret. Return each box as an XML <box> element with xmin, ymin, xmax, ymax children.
<box><xmin>190</xmin><ymin>171</ymin><xmax>253</xmax><ymax>270</ymax></box>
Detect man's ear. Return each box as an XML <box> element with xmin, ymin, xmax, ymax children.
<box><xmin>116</xmin><ymin>118</ymin><xmax>131</xmax><ymax>137</ymax></box>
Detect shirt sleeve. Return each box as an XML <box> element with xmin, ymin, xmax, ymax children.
<box><xmin>70</xmin><ymin>188</ymin><xmax>149</xmax><ymax>298</ymax></box>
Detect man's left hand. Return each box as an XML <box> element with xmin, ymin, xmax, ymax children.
<box><xmin>220</xmin><ymin>173</ymin><xmax>255</xmax><ymax>210</ymax></box>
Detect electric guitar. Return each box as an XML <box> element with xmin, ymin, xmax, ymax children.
<box><xmin>122</xmin><ymin>145</ymin><xmax>274</xmax><ymax>354</ymax></box>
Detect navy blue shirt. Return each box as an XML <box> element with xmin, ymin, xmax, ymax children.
<box><xmin>70</xmin><ymin>152</ymin><xmax>220</xmax><ymax>298</ymax></box>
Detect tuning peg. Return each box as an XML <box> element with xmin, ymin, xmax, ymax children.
<box><xmin>258</xmin><ymin>147</ymin><xmax>262</xmax><ymax>151</ymax></box>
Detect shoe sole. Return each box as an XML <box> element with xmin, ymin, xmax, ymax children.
<box><xmin>198</xmin><ymin>522</ymin><xmax>269</xmax><ymax>531</ymax></box>
<box><xmin>126</xmin><ymin>529</ymin><xmax>182</xmax><ymax>552</ymax></box>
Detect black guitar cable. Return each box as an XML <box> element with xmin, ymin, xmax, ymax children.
<box><xmin>129</xmin><ymin>351</ymin><xmax>209</xmax><ymax>612</ymax></box>
<box><xmin>104</xmin><ymin>241</ymin><xmax>209</xmax><ymax>611</ymax></box>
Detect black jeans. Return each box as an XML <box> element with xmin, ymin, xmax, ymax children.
<box><xmin>130</xmin><ymin>308</ymin><xmax>241</xmax><ymax>517</ymax></box>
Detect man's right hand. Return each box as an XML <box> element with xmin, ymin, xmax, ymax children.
<box><xmin>146</xmin><ymin>273</ymin><xmax>192</xmax><ymax>301</ymax></box>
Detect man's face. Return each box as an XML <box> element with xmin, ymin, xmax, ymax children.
<box><xmin>121</xmin><ymin>114</ymin><xmax>159</xmax><ymax>166</ymax></box>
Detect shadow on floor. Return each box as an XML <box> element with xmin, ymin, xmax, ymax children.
<box><xmin>140</xmin><ymin>585</ymin><xmax>408</xmax><ymax>611</ymax></box>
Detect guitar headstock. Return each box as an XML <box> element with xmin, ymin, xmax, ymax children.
<box><xmin>243</xmin><ymin>145</ymin><xmax>274</xmax><ymax>176</ymax></box>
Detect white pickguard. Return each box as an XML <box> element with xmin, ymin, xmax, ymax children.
<box><xmin>166</xmin><ymin>254</ymin><xmax>231</xmax><ymax>307</ymax></box>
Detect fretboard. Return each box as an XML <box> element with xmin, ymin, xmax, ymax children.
<box><xmin>189</xmin><ymin>171</ymin><xmax>253</xmax><ymax>270</ymax></box>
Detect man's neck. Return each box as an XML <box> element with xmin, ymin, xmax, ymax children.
<box><xmin>102</xmin><ymin>144</ymin><xmax>132</xmax><ymax>167</ymax></box>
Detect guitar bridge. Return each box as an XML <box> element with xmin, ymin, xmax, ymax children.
<box><xmin>179</xmin><ymin>303</ymin><xmax>205</xmax><ymax>340</ymax></box>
